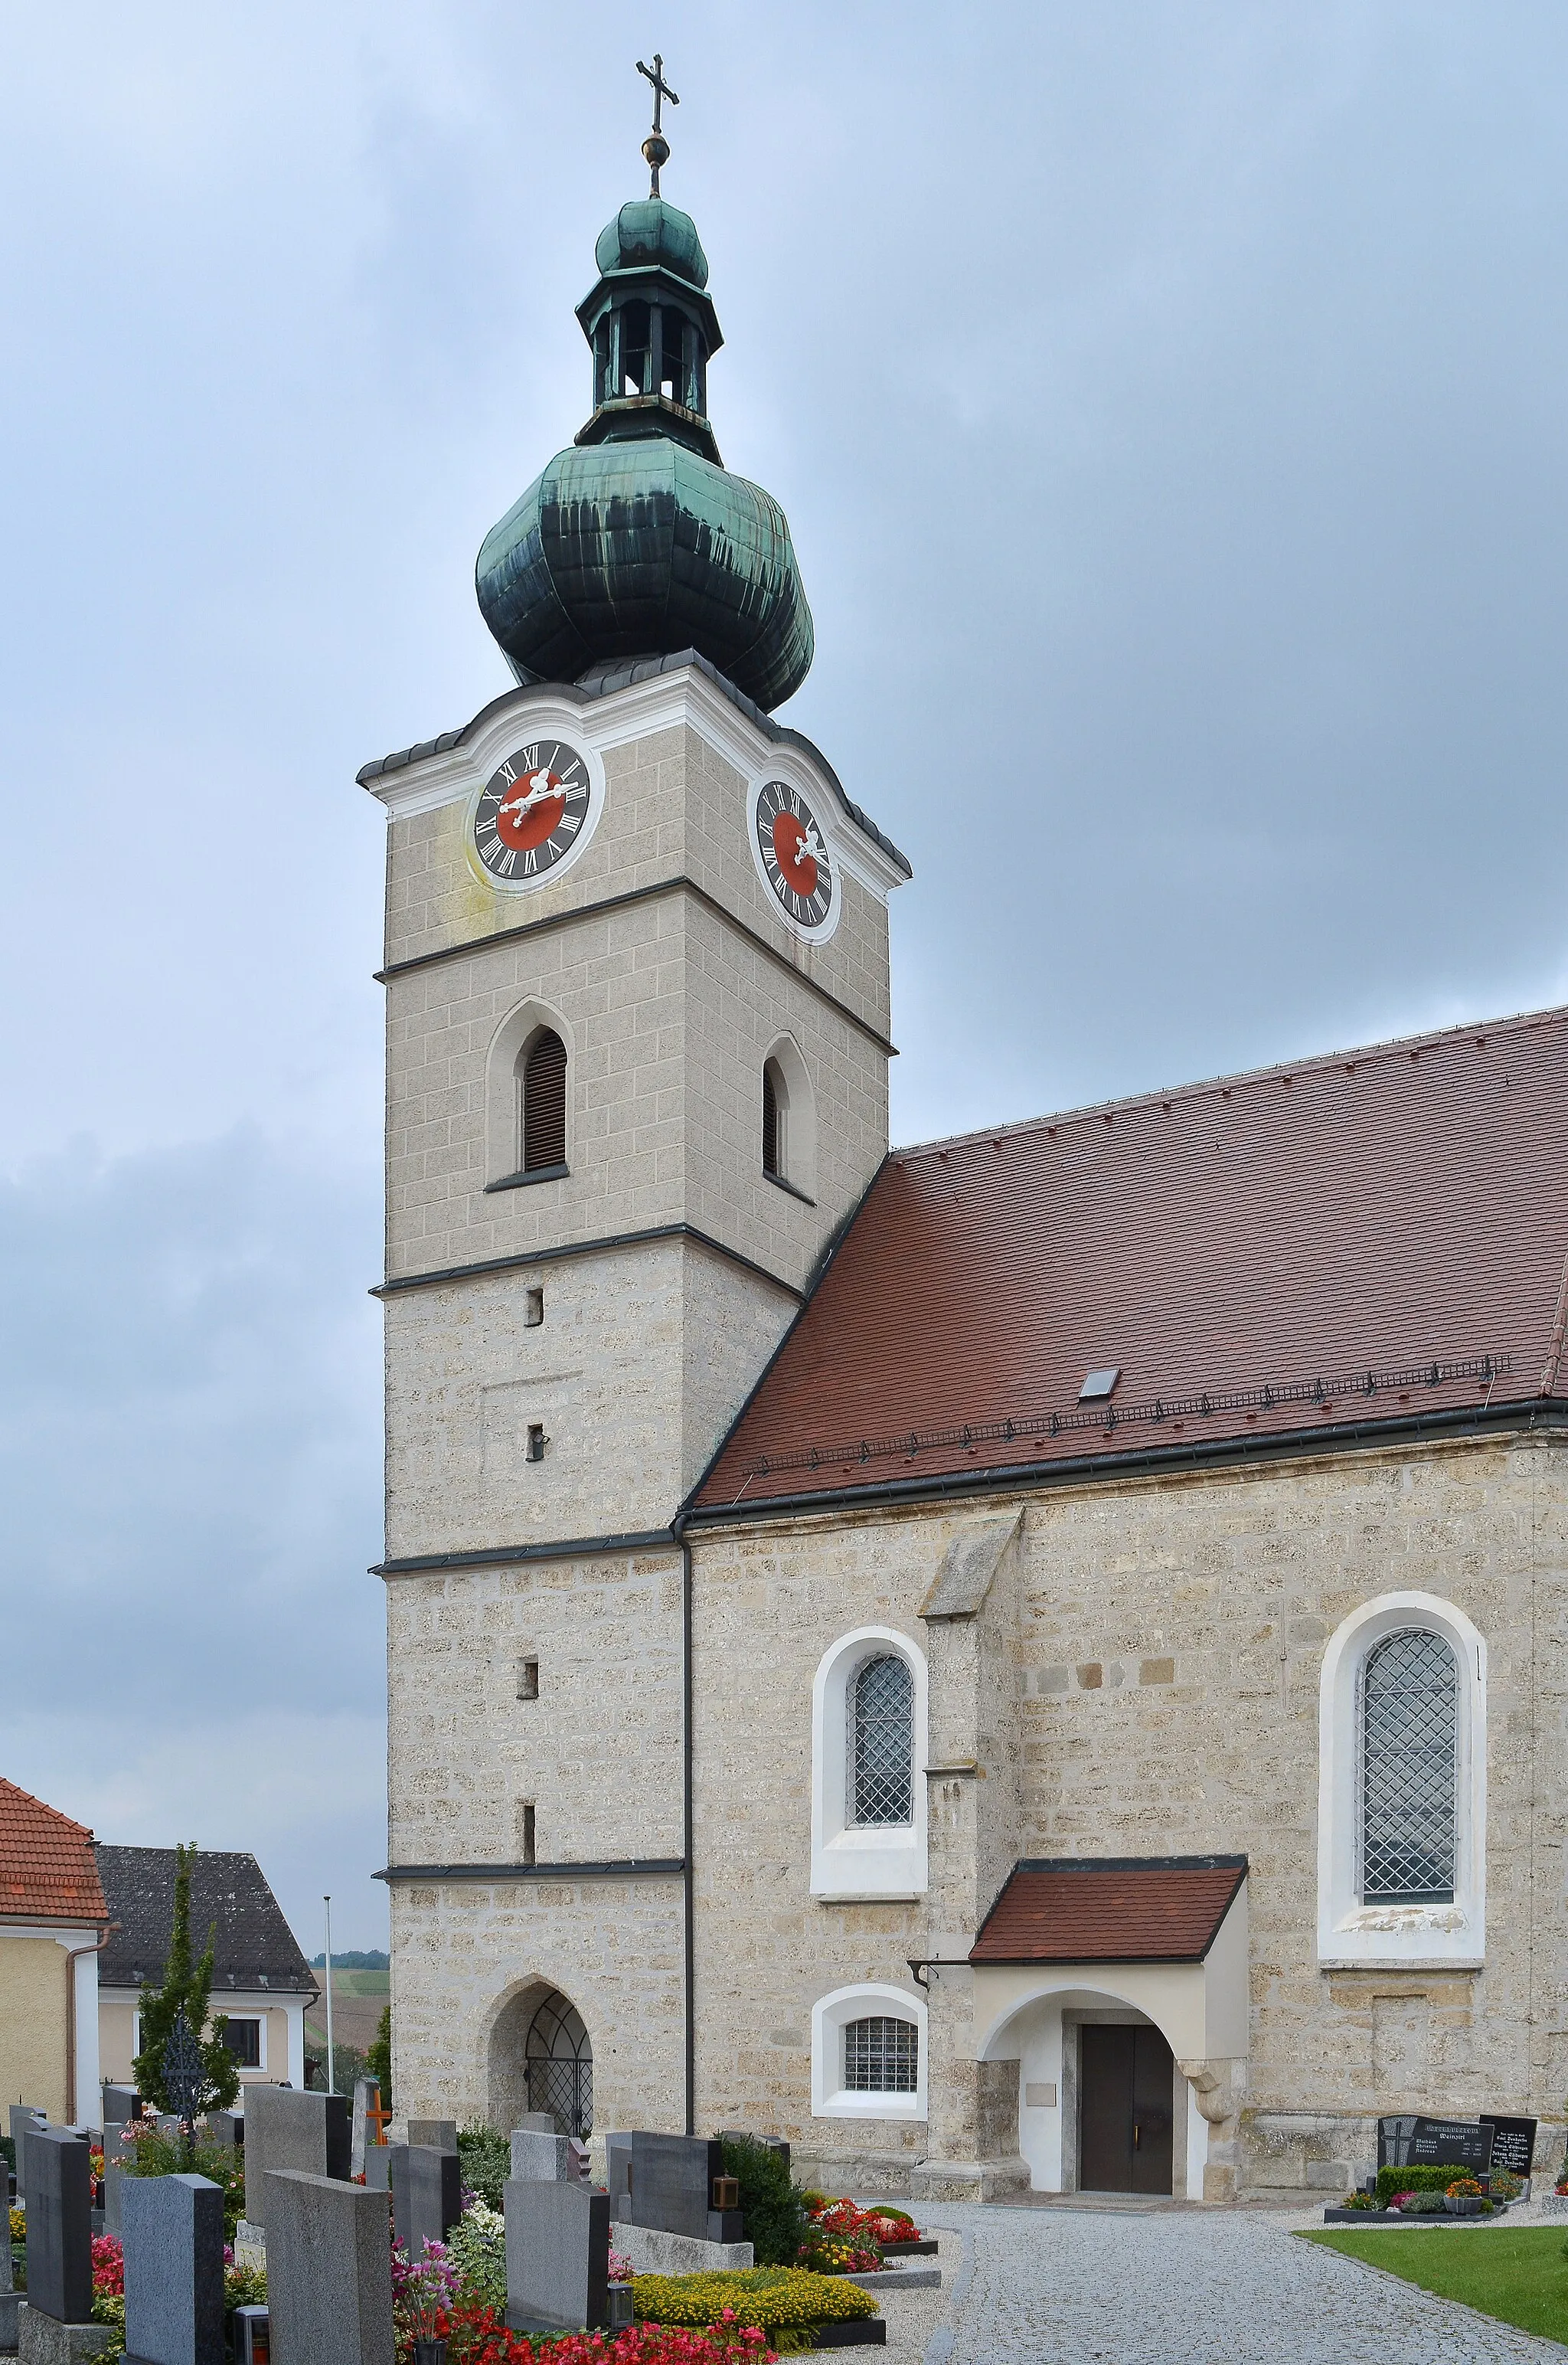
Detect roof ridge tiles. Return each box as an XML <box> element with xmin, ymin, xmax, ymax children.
<box><xmin>892</xmin><ymin>999</ymin><xmax>1568</xmax><ymax>1165</ymax></box>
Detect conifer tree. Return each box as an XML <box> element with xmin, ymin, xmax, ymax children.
<box><xmin>132</xmin><ymin>1843</ymin><xmax>240</xmax><ymax>2115</ymax></box>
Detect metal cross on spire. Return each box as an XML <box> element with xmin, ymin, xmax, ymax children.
<box><xmin>636</xmin><ymin>53</ymin><xmax>679</xmax><ymax>196</ymax></box>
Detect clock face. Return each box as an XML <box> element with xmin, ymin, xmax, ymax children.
<box><xmin>471</xmin><ymin>739</ymin><xmax>593</xmax><ymax>888</ymax></box>
<box><xmin>753</xmin><ymin>779</ymin><xmax>837</xmax><ymax>935</ymax></box>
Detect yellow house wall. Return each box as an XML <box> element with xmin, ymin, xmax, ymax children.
<box><xmin>0</xmin><ymin>1936</ymin><xmax>69</xmax><ymax>2122</ymax></box>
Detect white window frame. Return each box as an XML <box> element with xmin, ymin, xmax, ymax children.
<box><xmin>811</xmin><ymin>1627</ymin><xmax>927</xmax><ymax>1899</ymax></box>
<box><xmin>136</xmin><ymin>2006</ymin><xmax>267</xmax><ymax>2072</ymax></box>
<box><xmin>484</xmin><ymin>997</ymin><xmax>574</xmax><ymax>1186</ymax></box>
<box><xmin>811</xmin><ymin>1983</ymin><xmax>927</xmax><ymax>2120</ymax></box>
<box><xmin>1317</xmin><ymin>1591</ymin><xmax>1486</xmax><ymax>1968</ymax></box>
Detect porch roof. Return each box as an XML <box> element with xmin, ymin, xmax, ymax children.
<box><xmin>972</xmin><ymin>1855</ymin><xmax>1248</xmax><ymax>1964</ymax></box>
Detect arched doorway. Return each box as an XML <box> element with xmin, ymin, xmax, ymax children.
<box><xmin>524</xmin><ymin>1989</ymin><xmax>593</xmax><ymax>2135</ymax></box>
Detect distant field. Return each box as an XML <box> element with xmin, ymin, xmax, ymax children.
<box><xmin>304</xmin><ymin>1965</ymin><xmax>389</xmax><ymax>2056</ymax></box>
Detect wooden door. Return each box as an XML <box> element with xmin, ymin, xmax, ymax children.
<box><xmin>1079</xmin><ymin>2024</ymin><xmax>1174</xmax><ymax>2194</ymax></box>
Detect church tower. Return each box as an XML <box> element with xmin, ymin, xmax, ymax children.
<box><xmin>364</xmin><ymin>70</ymin><xmax>909</xmax><ymax>2133</ymax></box>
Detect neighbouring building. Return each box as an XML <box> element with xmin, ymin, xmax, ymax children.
<box><xmin>95</xmin><ymin>1847</ymin><xmax>317</xmax><ymax>2094</ymax></box>
<box><xmin>0</xmin><ymin>1778</ymin><xmax>109</xmax><ymax>2125</ymax></box>
<box><xmin>368</xmin><ymin>93</ymin><xmax>1568</xmax><ymax>2201</ymax></box>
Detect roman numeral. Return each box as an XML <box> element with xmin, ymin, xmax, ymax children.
<box><xmin>482</xmin><ymin>836</ymin><xmax>503</xmax><ymax>862</ymax></box>
<box><xmin>498</xmin><ymin>761</ymin><xmax>517</xmax><ymax>787</ymax></box>
<box><xmin>524</xmin><ymin>848</ymin><xmax>538</xmax><ymax>873</ymax></box>
<box><xmin>498</xmin><ymin>849</ymin><xmax>516</xmax><ymax>875</ymax></box>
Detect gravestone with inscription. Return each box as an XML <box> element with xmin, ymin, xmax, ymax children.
<box><xmin>1377</xmin><ymin>2115</ymin><xmax>1494</xmax><ymax>2177</ymax></box>
<box><xmin>612</xmin><ymin>2134</ymin><xmax>743</xmax><ymax>2244</ymax></box>
<box><xmin>1481</xmin><ymin>2115</ymin><xmax>1537</xmax><ymax>2180</ymax></box>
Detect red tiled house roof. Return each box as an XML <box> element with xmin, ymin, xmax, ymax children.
<box><xmin>0</xmin><ymin>1778</ymin><xmax>109</xmax><ymax>1925</ymax></box>
<box><xmin>970</xmin><ymin>1857</ymin><xmax>1247</xmax><ymax>1964</ymax></box>
<box><xmin>694</xmin><ymin>1004</ymin><xmax>1568</xmax><ymax>1511</ymax></box>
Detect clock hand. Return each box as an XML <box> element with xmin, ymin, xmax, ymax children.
<box><xmin>498</xmin><ymin>769</ymin><xmax>562</xmax><ymax>821</ymax></box>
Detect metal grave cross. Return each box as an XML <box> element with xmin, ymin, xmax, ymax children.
<box><xmin>163</xmin><ymin>2006</ymin><xmax>206</xmax><ymax>2129</ymax></box>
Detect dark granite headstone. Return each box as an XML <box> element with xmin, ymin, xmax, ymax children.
<box><xmin>23</xmin><ymin>2126</ymin><xmax>93</xmax><ymax>2323</ymax></box>
<box><xmin>1481</xmin><ymin>2115</ymin><xmax>1537</xmax><ymax>2178</ymax></box>
<box><xmin>1377</xmin><ymin>2114</ymin><xmax>1494</xmax><ymax>2175</ymax></box>
<box><xmin>404</xmin><ymin>2121</ymin><xmax>457</xmax><ymax>2154</ymax></box>
<box><xmin>262</xmin><ymin>2170</ymin><xmax>394</xmax><ymax>2365</ymax></box>
<box><xmin>606</xmin><ymin>2136</ymin><xmax>630</xmax><ymax>2223</ymax></box>
<box><xmin>363</xmin><ymin>2147</ymin><xmax>391</xmax><ymax>2194</ymax></box>
<box><xmin>242</xmin><ymin>2089</ymin><xmax>351</xmax><ymax>2223</ymax></box>
<box><xmin>504</xmin><ymin>2177</ymin><xmax>611</xmax><ymax>2333</ymax></box>
<box><xmin>122</xmin><ymin>2171</ymin><xmax>224</xmax><ymax>2365</ymax></box>
<box><xmin>622</xmin><ymin>2134</ymin><xmax>743</xmax><ymax>2244</ymax></box>
<box><xmin>390</xmin><ymin>2146</ymin><xmax>462</xmax><ymax>2258</ymax></box>
<box><xmin>100</xmin><ymin>2090</ymin><xmax>139</xmax><ymax>2144</ymax></box>
<box><xmin>7</xmin><ymin>2112</ymin><xmax>45</xmax><ymax>2205</ymax></box>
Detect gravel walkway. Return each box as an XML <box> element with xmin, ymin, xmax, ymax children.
<box><xmin>899</xmin><ymin>2200</ymin><xmax>1568</xmax><ymax>2365</ymax></box>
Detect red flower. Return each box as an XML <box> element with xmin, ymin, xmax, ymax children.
<box><xmin>91</xmin><ymin>2236</ymin><xmax>124</xmax><ymax>2297</ymax></box>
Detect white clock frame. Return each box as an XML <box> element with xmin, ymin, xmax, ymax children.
<box><xmin>746</xmin><ymin>771</ymin><xmax>843</xmax><ymax>944</ymax></box>
<box><xmin>463</xmin><ymin>721</ymin><xmax>608</xmax><ymax>896</ymax></box>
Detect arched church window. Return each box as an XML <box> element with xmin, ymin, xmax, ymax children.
<box><xmin>842</xmin><ymin>2014</ymin><xmax>920</xmax><ymax>2096</ymax></box>
<box><xmin>1359</xmin><ymin>1627</ymin><xmax>1458</xmax><ymax>1902</ymax></box>
<box><xmin>762</xmin><ymin>1059</ymin><xmax>786</xmax><ymax>1180</ymax></box>
<box><xmin>525</xmin><ymin>1989</ymin><xmax>593</xmax><ymax>2136</ymax></box>
<box><xmin>849</xmin><ymin>1654</ymin><xmax>913</xmax><ymax>1827</ymax></box>
<box><xmin>520</xmin><ymin>1029</ymin><xmax>568</xmax><ymax>1176</ymax></box>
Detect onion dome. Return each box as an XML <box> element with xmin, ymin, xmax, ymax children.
<box><xmin>475</xmin><ymin>82</ymin><xmax>813</xmax><ymax>713</ymax></box>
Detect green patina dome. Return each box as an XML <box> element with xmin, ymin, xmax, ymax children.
<box><xmin>475</xmin><ymin>191</ymin><xmax>812</xmax><ymax>711</ymax></box>
<box><xmin>593</xmin><ymin>198</ymin><xmax>708</xmax><ymax>290</ymax></box>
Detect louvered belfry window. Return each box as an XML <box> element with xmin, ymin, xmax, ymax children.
<box><xmin>522</xmin><ymin>1030</ymin><xmax>568</xmax><ymax>1174</ymax></box>
<box><xmin>850</xmin><ymin>1654</ymin><xmax>913</xmax><ymax>1826</ymax></box>
<box><xmin>844</xmin><ymin>2015</ymin><xmax>919</xmax><ymax>2094</ymax></box>
<box><xmin>762</xmin><ymin>1065</ymin><xmax>781</xmax><ymax>1177</ymax></box>
<box><xmin>1359</xmin><ymin>1627</ymin><xmax>1459</xmax><ymax>1901</ymax></box>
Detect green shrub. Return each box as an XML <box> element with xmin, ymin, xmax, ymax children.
<box><xmin>1375</xmin><ymin>2164</ymin><xmax>1484</xmax><ymax>2207</ymax></box>
<box><xmin>120</xmin><ymin>2138</ymin><xmax>244</xmax><ymax>2239</ymax></box>
<box><xmin>448</xmin><ymin>2203</ymin><xmax>507</xmax><ymax>2312</ymax></box>
<box><xmin>719</xmin><ymin>2137</ymin><xmax>807</xmax><ymax>2269</ymax></box>
<box><xmin>632</xmin><ymin>2267</ymin><xmax>878</xmax><ymax>2332</ymax></box>
<box><xmin>456</xmin><ymin>2124</ymin><xmax>511</xmax><ymax>2212</ymax></box>
<box><xmin>225</xmin><ymin>2260</ymin><xmax>267</xmax><ymax>2310</ymax></box>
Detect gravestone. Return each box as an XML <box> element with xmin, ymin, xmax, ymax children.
<box><xmin>101</xmin><ymin>2166</ymin><xmax>128</xmax><ymax>2240</ymax></box>
<box><xmin>1481</xmin><ymin>2115</ymin><xmax>1537</xmax><ymax>2180</ymax></box>
<box><xmin>262</xmin><ymin>2170</ymin><xmax>394</xmax><ymax>2365</ymax></box>
<box><xmin>350</xmin><ymin>2082</ymin><xmax>381</xmax><ymax>2180</ymax></box>
<box><xmin>363</xmin><ymin>2147</ymin><xmax>391</xmax><ymax>2194</ymax></box>
<box><xmin>510</xmin><ymin>2131</ymin><xmax>590</xmax><ymax>2185</ymax></box>
<box><xmin>514</xmin><ymin>2114</ymin><xmax>554</xmax><ymax>2134</ymax></box>
<box><xmin>99</xmin><ymin>2092</ymin><xmax>139</xmax><ymax>2146</ymax></box>
<box><xmin>390</xmin><ymin>2147</ymin><xmax>462</xmax><ymax>2257</ymax></box>
<box><xmin>615</xmin><ymin>2134</ymin><xmax>743</xmax><ymax>2244</ymax></box>
<box><xmin>1377</xmin><ymin>2115</ymin><xmax>1494</xmax><ymax>2176</ymax></box>
<box><xmin>0</xmin><ymin>2203</ymin><xmax>18</xmax><ymax>2357</ymax></box>
<box><xmin>204</xmin><ymin>2113</ymin><xmax>243</xmax><ymax>2154</ymax></box>
<box><xmin>504</xmin><ymin>2177</ymin><xmax>611</xmax><ymax>2333</ymax></box>
<box><xmin>122</xmin><ymin>2173</ymin><xmax>224</xmax><ymax>2365</ymax></box>
<box><xmin>242</xmin><ymin>2090</ymin><xmax>351</xmax><ymax>2223</ymax></box>
<box><xmin>8</xmin><ymin>2115</ymin><xmax>45</xmax><ymax>2205</ymax></box>
<box><xmin>404</xmin><ymin>2121</ymin><xmax>457</xmax><ymax>2153</ymax></box>
<box><xmin>21</xmin><ymin>2127</ymin><xmax>93</xmax><ymax>2324</ymax></box>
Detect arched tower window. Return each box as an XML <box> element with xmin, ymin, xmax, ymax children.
<box><xmin>524</xmin><ymin>1988</ymin><xmax>593</xmax><ymax>2136</ymax></box>
<box><xmin>520</xmin><ymin>1029</ymin><xmax>568</xmax><ymax>1176</ymax></box>
<box><xmin>1359</xmin><ymin>1627</ymin><xmax>1458</xmax><ymax>1902</ymax></box>
<box><xmin>762</xmin><ymin>1059</ymin><xmax>785</xmax><ymax>1180</ymax></box>
<box><xmin>849</xmin><ymin>1654</ymin><xmax>913</xmax><ymax>1827</ymax></box>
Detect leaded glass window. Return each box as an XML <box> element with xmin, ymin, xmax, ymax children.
<box><xmin>843</xmin><ymin>2015</ymin><xmax>919</xmax><ymax>2094</ymax></box>
<box><xmin>850</xmin><ymin>1654</ymin><xmax>913</xmax><ymax>1825</ymax></box>
<box><xmin>1359</xmin><ymin>1627</ymin><xmax>1458</xmax><ymax>1902</ymax></box>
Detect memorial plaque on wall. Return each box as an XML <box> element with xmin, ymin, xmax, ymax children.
<box><xmin>1480</xmin><ymin>2116</ymin><xmax>1537</xmax><ymax>2177</ymax></box>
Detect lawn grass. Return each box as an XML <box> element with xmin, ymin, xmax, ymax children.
<box><xmin>1302</xmin><ymin>2225</ymin><xmax>1568</xmax><ymax>2347</ymax></box>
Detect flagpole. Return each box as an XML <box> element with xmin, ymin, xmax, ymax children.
<box><xmin>323</xmin><ymin>1896</ymin><xmax>335</xmax><ymax>2095</ymax></box>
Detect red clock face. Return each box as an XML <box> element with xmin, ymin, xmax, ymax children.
<box><xmin>755</xmin><ymin>780</ymin><xmax>835</xmax><ymax>931</ymax></box>
<box><xmin>473</xmin><ymin>740</ymin><xmax>590</xmax><ymax>882</ymax></box>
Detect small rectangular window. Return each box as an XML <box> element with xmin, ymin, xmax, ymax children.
<box><xmin>223</xmin><ymin>2017</ymin><xmax>262</xmax><ymax>2069</ymax></box>
<box><xmin>518</xmin><ymin>1801</ymin><xmax>537</xmax><ymax>1865</ymax></box>
<box><xmin>525</xmin><ymin>1287</ymin><xmax>544</xmax><ymax>1327</ymax></box>
<box><xmin>527</xmin><ymin>1424</ymin><xmax>547</xmax><ymax>1463</ymax></box>
<box><xmin>517</xmin><ymin>1657</ymin><xmax>540</xmax><ymax>1702</ymax></box>
<box><xmin>843</xmin><ymin>2015</ymin><xmax>918</xmax><ymax>2094</ymax></box>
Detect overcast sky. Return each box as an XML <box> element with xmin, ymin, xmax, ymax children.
<box><xmin>4</xmin><ymin>2</ymin><xmax>1568</xmax><ymax>1954</ymax></box>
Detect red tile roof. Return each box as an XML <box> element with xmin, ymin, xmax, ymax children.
<box><xmin>0</xmin><ymin>1778</ymin><xmax>109</xmax><ymax>1925</ymax></box>
<box><xmin>696</xmin><ymin>1004</ymin><xmax>1568</xmax><ymax>1509</ymax></box>
<box><xmin>971</xmin><ymin>1857</ymin><xmax>1247</xmax><ymax>1964</ymax></box>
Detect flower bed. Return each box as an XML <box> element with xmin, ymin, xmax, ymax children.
<box><xmin>632</xmin><ymin>2268</ymin><xmax>877</xmax><ymax>2337</ymax></box>
<box><xmin>408</xmin><ymin>2307</ymin><xmax>773</xmax><ymax>2365</ymax></box>
<box><xmin>796</xmin><ymin>2200</ymin><xmax>924</xmax><ymax>2277</ymax></box>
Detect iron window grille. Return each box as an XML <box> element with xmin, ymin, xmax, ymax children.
<box><xmin>525</xmin><ymin>1987</ymin><xmax>593</xmax><ymax>2136</ymax></box>
<box><xmin>843</xmin><ymin>2015</ymin><xmax>919</xmax><ymax>2094</ymax></box>
<box><xmin>849</xmin><ymin>1654</ymin><xmax>913</xmax><ymax>1826</ymax></box>
<box><xmin>1358</xmin><ymin>1627</ymin><xmax>1459</xmax><ymax>1902</ymax></box>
